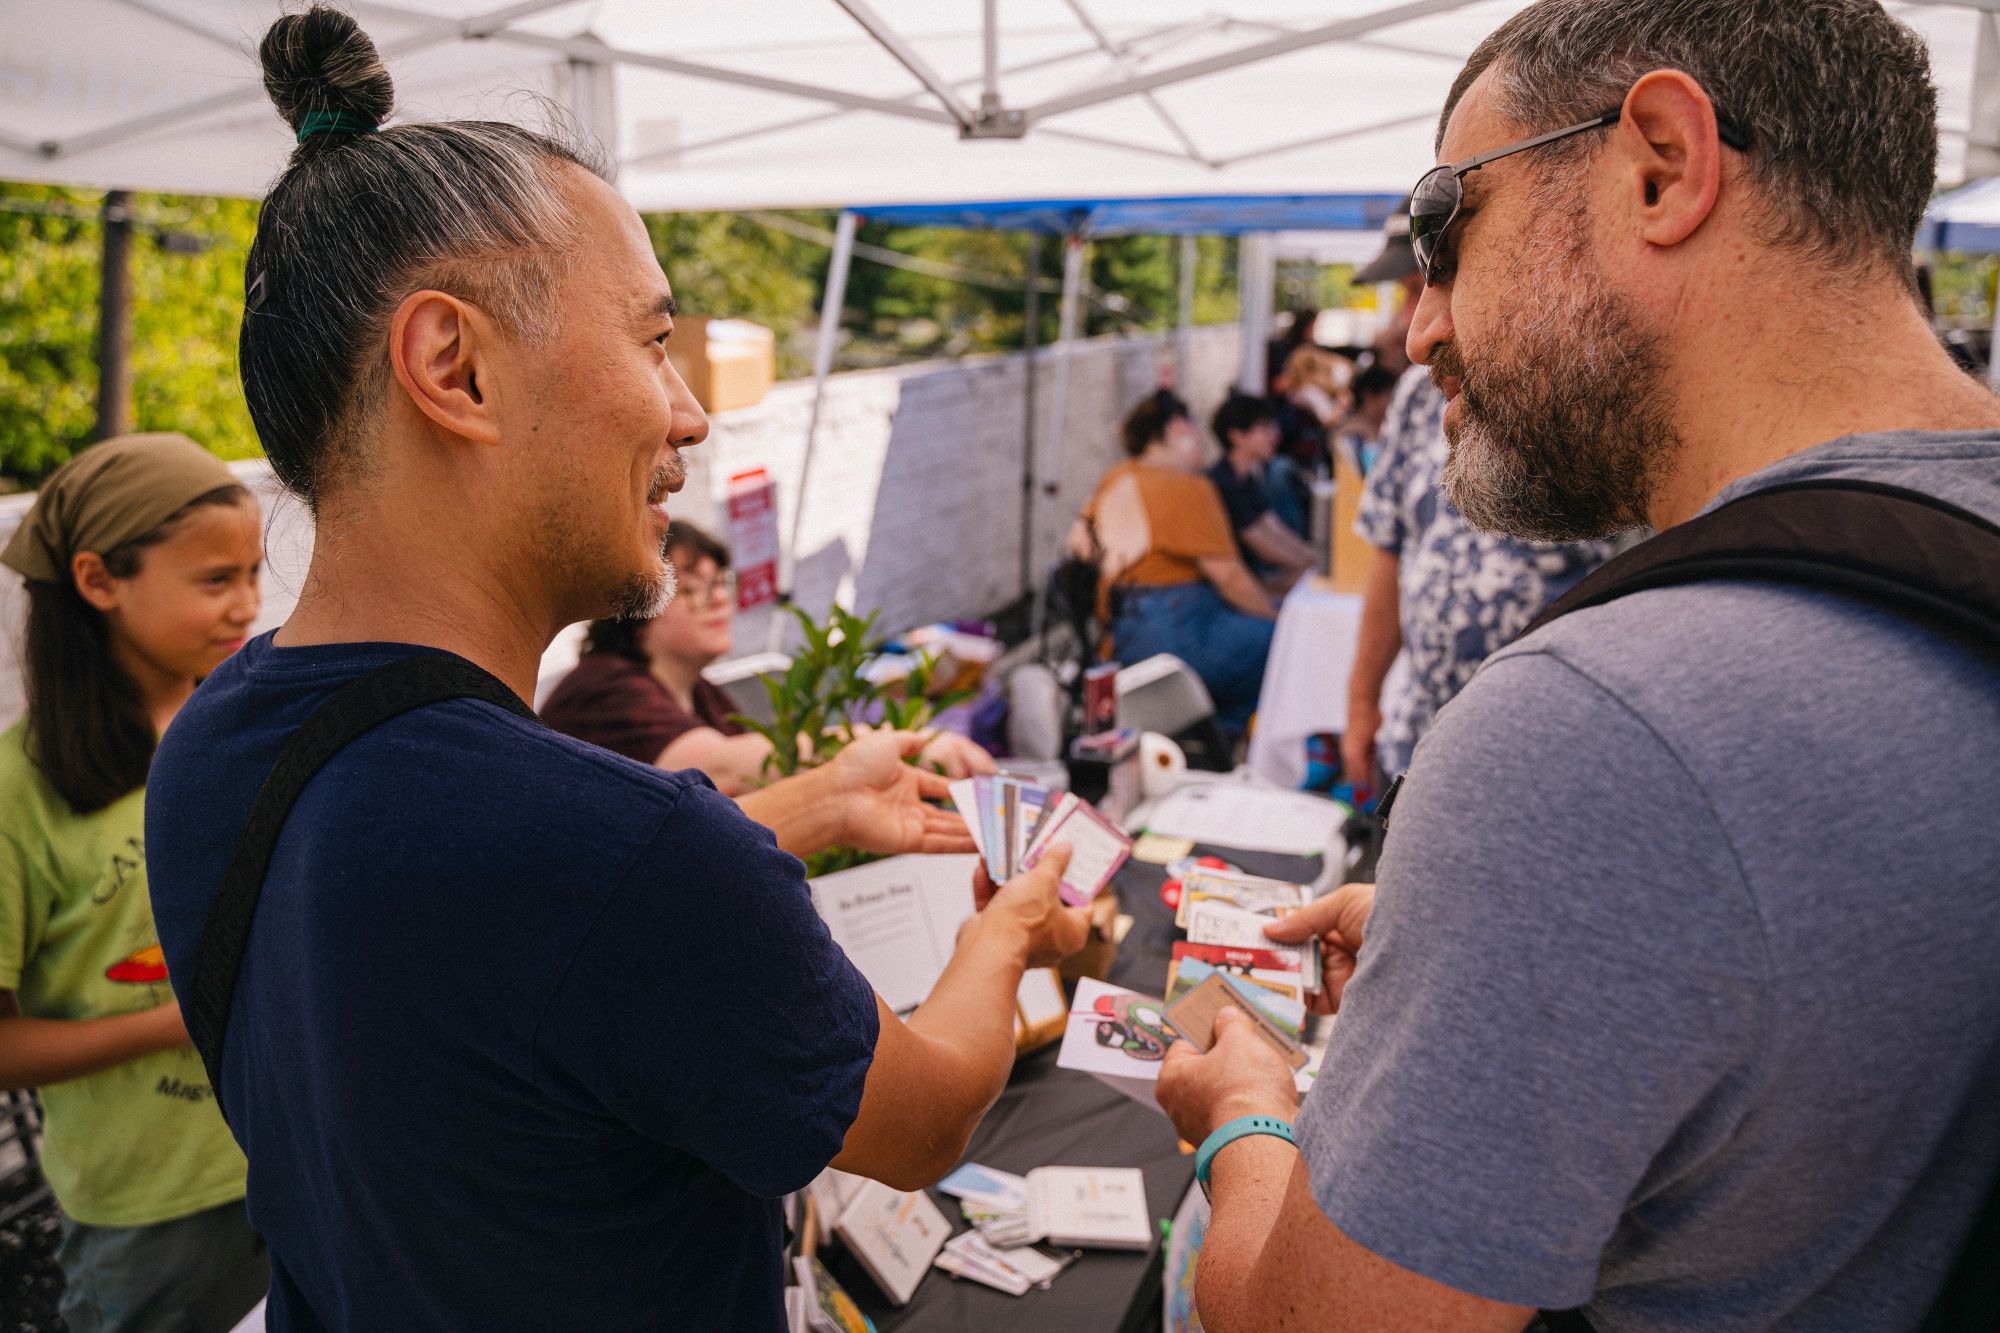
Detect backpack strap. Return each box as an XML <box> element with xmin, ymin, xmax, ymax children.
<box><xmin>1522</xmin><ymin>479</ymin><xmax>2000</xmax><ymax>648</ymax></box>
<box><xmin>183</xmin><ymin>654</ymin><xmax>538</xmax><ymax>1124</ymax></box>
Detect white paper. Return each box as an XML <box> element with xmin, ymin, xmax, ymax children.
<box><xmin>948</xmin><ymin>780</ymin><xmax>984</xmax><ymax>859</ymax></box>
<box><xmin>810</xmin><ymin>854</ymin><xmax>978</xmax><ymax>1014</ymax></box>
<box><xmin>1017</xmin><ymin>968</ymin><xmax>1068</xmax><ymax>1027</ymax></box>
<box><xmin>1143</xmin><ymin>783</ymin><xmax>1345</xmax><ymax>856</ymax></box>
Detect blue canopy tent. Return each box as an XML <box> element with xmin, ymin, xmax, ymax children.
<box><xmin>785</xmin><ymin>192</ymin><xmax>1402</xmax><ymax>627</ymax></box>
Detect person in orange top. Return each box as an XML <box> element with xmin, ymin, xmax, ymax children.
<box><xmin>1070</xmin><ymin>389</ymin><xmax>1277</xmax><ymax>733</ymax></box>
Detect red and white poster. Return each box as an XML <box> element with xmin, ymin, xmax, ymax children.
<box><xmin>726</xmin><ymin>468</ymin><xmax>780</xmax><ymax>611</ymax></box>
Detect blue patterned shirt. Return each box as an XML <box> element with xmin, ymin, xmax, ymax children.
<box><xmin>1355</xmin><ymin>367</ymin><xmax>1622</xmax><ymax>775</ymax></box>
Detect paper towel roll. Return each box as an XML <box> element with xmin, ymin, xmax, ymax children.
<box><xmin>1139</xmin><ymin>731</ymin><xmax>1188</xmax><ymax>800</ymax></box>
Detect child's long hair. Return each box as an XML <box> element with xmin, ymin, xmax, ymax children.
<box><xmin>22</xmin><ymin>484</ymin><xmax>249</xmax><ymax>814</ymax></box>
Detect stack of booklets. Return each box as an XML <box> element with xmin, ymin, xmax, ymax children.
<box><xmin>950</xmin><ymin>776</ymin><xmax>1133</xmax><ymax>906</ymax></box>
<box><xmin>942</xmin><ymin>1161</ymin><xmax>1153</xmax><ymax>1253</ymax></box>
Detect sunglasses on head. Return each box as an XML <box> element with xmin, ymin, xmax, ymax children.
<box><xmin>1408</xmin><ymin>102</ymin><xmax>1752</xmax><ymax>285</ymax></box>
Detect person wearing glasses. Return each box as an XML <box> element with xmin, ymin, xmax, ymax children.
<box><xmin>1154</xmin><ymin>2</ymin><xmax>2000</xmax><ymax>1331</ymax></box>
<box><xmin>541</xmin><ymin>519</ymin><xmax>994</xmax><ymax>794</ymax></box>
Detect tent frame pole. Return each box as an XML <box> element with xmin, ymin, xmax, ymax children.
<box><xmin>1175</xmin><ymin>234</ymin><xmax>1197</xmax><ymax>389</ymax></box>
<box><xmin>775</xmin><ymin>208</ymin><xmax>857</xmax><ymax>650</ymax></box>
<box><xmin>1019</xmin><ymin>233</ymin><xmax>1045</xmax><ymax>604</ymax></box>
<box><xmin>1237</xmin><ymin>233</ymin><xmax>1274</xmax><ymax>393</ymax></box>
<box><xmin>1031</xmin><ymin>232</ymin><xmax>1089</xmax><ymax>643</ymax></box>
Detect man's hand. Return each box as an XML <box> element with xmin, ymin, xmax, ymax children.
<box><xmin>1156</xmin><ymin>1007</ymin><xmax>1300</xmax><ymax>1147</ymax></box>
<box><xmin>1264</xmin><ymin>882</ymin><xmax>1375</xmax><ymax>1014</ymax></box>
<box><xmin>825</xmin><ymin>731</ymin><xmax>978</xmax><ymax>856</ymax></box>
<box><xmin>969</xmin><ymin>844</ymin><xmax>1092</xmax><ymax>968</ymax></box>
<box><xmin>1339</xmin><ymin>705</ymin><xmax>1381</xmax><ymax>797</ymax></box>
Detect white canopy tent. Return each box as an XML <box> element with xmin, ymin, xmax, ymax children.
<box><xmin>5</xmin><ymin>1</ymin><xmax>1996</xmax><ymax>209</ymax></box>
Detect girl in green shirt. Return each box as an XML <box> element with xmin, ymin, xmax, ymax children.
<box><xmin>0</xmin><ymin>433</ymin><xmax>268</xmax><ymax>1333</ymax></box>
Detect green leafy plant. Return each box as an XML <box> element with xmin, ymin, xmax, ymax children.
<box><xmin>730</xmin><ymin>603</ymin><xmax>977</xmax><ymax>875</ymax></box>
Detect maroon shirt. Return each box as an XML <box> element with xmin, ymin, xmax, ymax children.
<box><xmin>539</xmin><ymin>650</ymin><xmax>746</xmax><ymax>765</ymax></box>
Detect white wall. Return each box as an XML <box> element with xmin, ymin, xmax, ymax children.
<box><xmin>0</xmin><ymin>323</ymin><xmax>1244</xmax><ymax>726</ymax></box>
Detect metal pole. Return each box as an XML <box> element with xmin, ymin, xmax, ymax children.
<box><xmin>982</xmin><ymin>0</ymin><xmax>1001</xmax><ymax>105</ymax></box>
<box><xmin>1988</xmin><ymin>264</ymin><xmax>2000</xmax><ymax>390</ymax></box>
<box><xmin>1019</xmin><ymin>232</ymin><xmax>1045</xmax><ymax>604</ymax></box>
<box><xmin>1237</xmin><ymin>232</ymin><xmax>1273</xmax><ymax>394</ymax></box>
<box><xmin>775</xmin><ymin>209</ymin><xmax>857</xmax><ymax>649</ymax></box>
<box><xmin>1031</xmin><ymin>233</ymin><xmax>1087</xmax><ymax>642</ymax></box>
<box><xmin>1175</xmin><ymin>233</ymin><xmax>1197</xmax><ymax>389</ymax></box>
<box><xmin>93</xmin><ymin>190</ymin><xmax>133</xmax><ymax>441</ymax></box>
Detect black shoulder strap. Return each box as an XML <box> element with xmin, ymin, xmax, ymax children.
<box><xmin>1522</xmin><ymin>479</ymin><xmax>2000</xmax><ymax>648</ymax></box>
<box><xmin>184</xmin><ymin>654</ymin><xmax>538</xmax><ymax>1123</ymax></box>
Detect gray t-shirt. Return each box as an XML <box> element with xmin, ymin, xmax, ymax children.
<box><xmin>1295</xmin><ymin>431</ymin><xmax>2000</xmax><ymax>1331</ymax></box>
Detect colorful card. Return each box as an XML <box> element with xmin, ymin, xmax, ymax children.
<box><xmin>1022</xmin><ymin>794</ymin><xmax>1132</xmax><ymax>907</ymax></box>
<box><xmin>1162</xmin><ymin>972</ymin><xmax>1309</xmax><ymax>1071</ymax></box>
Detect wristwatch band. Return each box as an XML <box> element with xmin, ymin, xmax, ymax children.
<box><xmin>1194</xmin><ymin>1115</ymin><xmax>1296</xmax><ymax>1200</ymax></box>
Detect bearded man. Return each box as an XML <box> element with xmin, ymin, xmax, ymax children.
<box><xmin>1154</xmin><ymin>1</ymin><xmax>2000</xmax><ymax>1330</ymax></box>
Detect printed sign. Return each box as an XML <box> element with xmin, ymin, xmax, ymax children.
<box><xmin>726</xmin><ymin>468</ymin><xmax>779</xmax><ymax>610</ymax></box>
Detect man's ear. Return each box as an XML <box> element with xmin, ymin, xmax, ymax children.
<box><xmin>387</xmin><ymin>290</ymin><xmax>504</xmax><ymax>446</ymax></box>
<box><xmin>1619</xmin><ymin>69</ymin><xmax>1726</xmax><ymax>249</ymax></box>
<box><xmin>71</xmin><ymin>551</ymin><xmax>120</xmax><ymax>613</ymax></box>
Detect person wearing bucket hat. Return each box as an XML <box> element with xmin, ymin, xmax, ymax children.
<box><xmin>0</xmin><ymin>433</ymin><xmax>268</xmax><ymax>1331</ymax></box>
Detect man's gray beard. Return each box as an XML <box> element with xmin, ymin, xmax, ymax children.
<box><xmin>1440</xmin><ymin>217</ymin><xmax>1676</xmax><ymax>542</ymax></box>
<box><xmin>613</xmin><ymin>548</ymin><xmax>676</xmax><ymax>621</ymax></box>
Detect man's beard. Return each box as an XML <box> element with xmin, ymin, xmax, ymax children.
<box><xmin>1438</xmin><ymin>207</ymin><xmax>1675</xmax><ymax>542</ymax></box>
<box><xmin>613</xmin><ymin>545</ymin><xmax>676</xmax><ymax>621</ymax></box>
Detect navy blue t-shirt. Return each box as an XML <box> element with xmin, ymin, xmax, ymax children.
<box><xmin>146</xmin><ymin>635</ymin><xmax>879</xmax><ymax>1331</ymax></box>
<box><xmin>1207</xmin><ymin>457</ymin><xmax>1273</xmax><ymax>571</ymax></box>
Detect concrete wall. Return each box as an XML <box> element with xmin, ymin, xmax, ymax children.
<box><xmin>0</xmin><ymin>322</ymin><xmax>1243</xmax><ymax>727</ymax></box>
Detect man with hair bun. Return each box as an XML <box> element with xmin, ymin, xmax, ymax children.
<box><xmin>145</xmin><ymin>8</ymin><xmax>1088</xmax><ymax>1331</ymax></box>
<box><xmin>1156</xmin><ymin>1</ymin><xmax>2000</xmax><ymax>1329</ymax></box>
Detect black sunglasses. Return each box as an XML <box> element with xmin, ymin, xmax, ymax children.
<box><xmin>1408</xmin><ymin>106</ymin><xmax>1753</xmax><ymax>284</ymax></box>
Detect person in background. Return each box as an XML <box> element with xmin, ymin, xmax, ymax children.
<box><xmin>1339</xmin><ymin>214</ymin><xmax>1619</xmax><ymax>793</ymax></box>
<box><xmin>541</xmin><ymin>519</ymin><xmax>994</xmax><ymax>794</ymax></box>
<box><xmin>1206</xmin><ymin>392</ymin><xmax>1317</xmax><ymax>595</ymax></box>
<box><xmin>1072</xmin><ymin>389</ymin><xmax>1275</xmax><ymax>734</ymax></box>
<box><xmin>1265</xmin><ymin>305</ymin><xmax>1320</xmax><ymax>388</ymax></box>
<box><xmin>0</xmin><ymin>434</ymin><xmax>267</xmax><ymax>1332</ymax></box>
<box><xmin>1331</xmin><ymin>363</ymin><xmax>1399</xmax><ymax>477</ymax></box>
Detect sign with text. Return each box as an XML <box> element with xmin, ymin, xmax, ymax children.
<box><xmin>726</xmin><ymin>468</ymin><xmax>780</xmax><ymax>611</ymax></box>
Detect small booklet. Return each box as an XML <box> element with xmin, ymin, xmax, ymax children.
<box><xmin>833</xmin><ymin>1178</ymin><xmax>952</xmax><ymax>1306</ymax></box>
<box><xmin>1024</xmin><ymin>1166</ymin><xmax>1154</xmax><ymax>1251</ymax></box>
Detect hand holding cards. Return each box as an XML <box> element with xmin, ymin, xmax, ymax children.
<box><xmin>951</xmin><ymin>778</ymin><xmax>1132</xmax><ymax>906</ymax></box>
<box><xmin>1163</xmin><ymin>973</ymin><xmax>1309</xmax><ymax>1071</ymax></box>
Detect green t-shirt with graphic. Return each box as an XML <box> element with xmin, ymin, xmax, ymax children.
<box><xmin>0</xmin><ymin>719</ymin><xmax>246</xmax><ymax>1227</ymax></box>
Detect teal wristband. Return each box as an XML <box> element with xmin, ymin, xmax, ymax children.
<box><xmin>1194</xmin><ymin>1115</ymin><xmax>1296</xmax><ymax>1199</ymax></box>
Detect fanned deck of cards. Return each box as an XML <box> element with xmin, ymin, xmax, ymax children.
<box><xmin>950</xmin><ymin>777</ymin><xmax>1132</xmax><ymax>906</ymax></box>
<box><xmin>1175</xmin><ymin>867</ymin><xmax>1322</xmax><ymax>994</ymax></box>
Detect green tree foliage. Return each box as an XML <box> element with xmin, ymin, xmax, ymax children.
<box><xmin>1</xmin><ymin>183</ymin><xmax>1260</xmax><ymax>486</ymax></box>
<box><xmin>0</xmin><ymin>183</ymin><xmax>259</xmax><ymax>486</ymax></box>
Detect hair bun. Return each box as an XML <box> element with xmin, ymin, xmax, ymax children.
<box><xmin>260</xmin><ymin>5</ymin><xmax>394</xmax><ymax>138</ymax></box>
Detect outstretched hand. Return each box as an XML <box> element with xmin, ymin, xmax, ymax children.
<box><xmin>1263</xmin><ymin>881</ymin><xmax>1375</xmax><ymax>1014</ymax></box>
<box><xmin>826</xmin><ymin>730</ymin><xmax>977</xmax><ymax>856</ymax></box>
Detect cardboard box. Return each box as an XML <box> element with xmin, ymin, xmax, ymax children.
<box><xmin>665</xmin><ymin>315</ymin><xmax>775</xmax><ymax>413</ymax></box>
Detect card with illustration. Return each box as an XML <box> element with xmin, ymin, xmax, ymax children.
<box><xmin>1162</xmin><ymin>972</ymin><xmax>1309</xmax><ymax>1070</ymax></box>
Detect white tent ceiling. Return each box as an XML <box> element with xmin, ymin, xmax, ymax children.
<box><xmin>3</xmin><ymin>0</ymin><xmax>1995</xmax><ymax>213</ymax></box>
